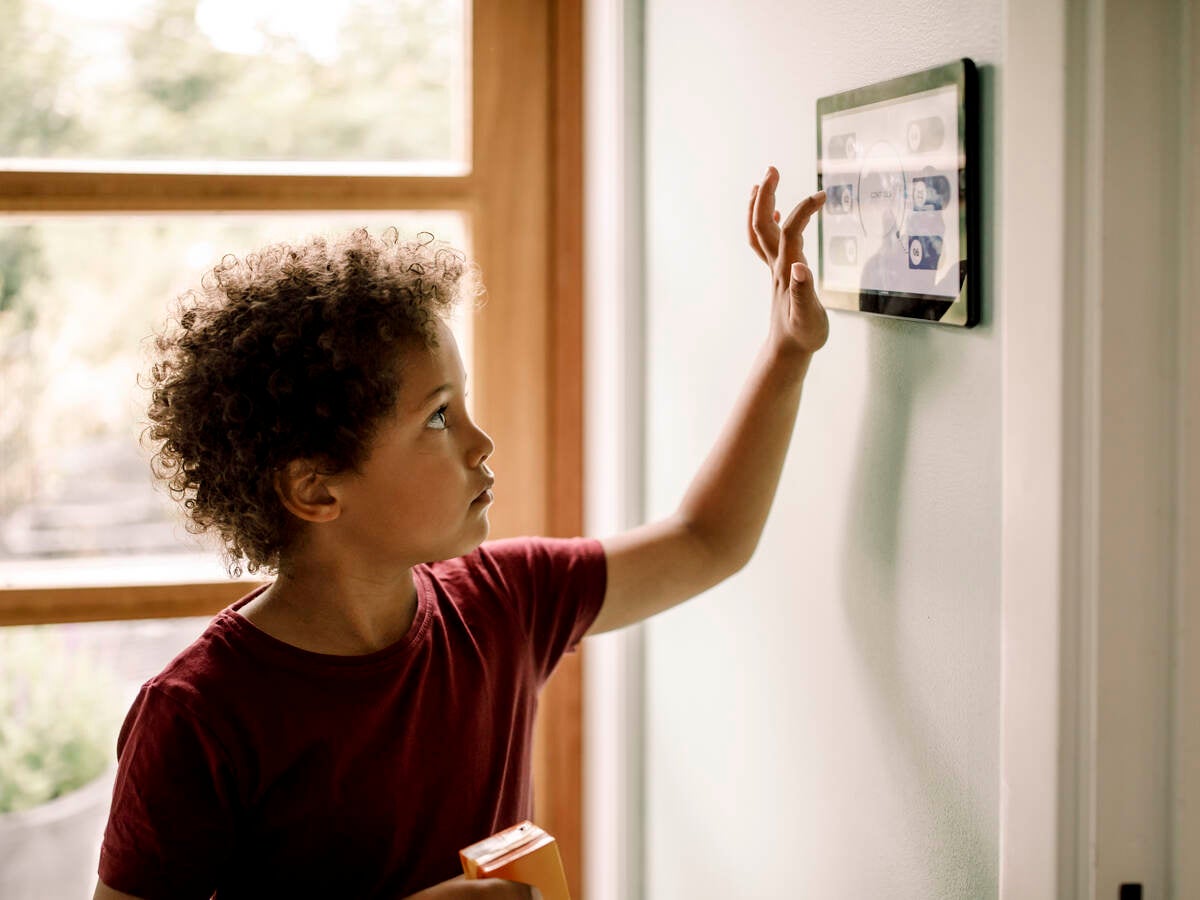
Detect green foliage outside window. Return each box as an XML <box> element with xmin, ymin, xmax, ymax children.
<box><xmin>0</xmin><ymin>627</ymin><xmax>122</xmax><ymax>814</ymax></box>
<box><xmin>0</xmin><ymin>0</ymin><xmax>463</xmax><ymax>162</ymax></box>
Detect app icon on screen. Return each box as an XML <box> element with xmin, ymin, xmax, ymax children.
<box><xmin>826</xmin><ymin>184</ymin><xmax>855</xmax><ymax>214</ymax></box>
<box><xmin>908</xmin><ymin>235</ymin><xmax>943</xmax><ymax>270</ymax></box>
<box><xmin>828</xmin><ymin>133</ymin><xmax>858</xmax><ymax>159</ymax></box>
<box><xmin>830</xmin><ymin>236</ymin><xmax>858</xmax><ymax>265</ymax></box>
<box><xmin>911</xmin><ymin>175</ymin><xmax>952</xmax><ymax>211</ymax></box>
<box><xmin>906</xmin><ymin>116</ymin><xmax>946</xmax><ymax>153</ymax></box>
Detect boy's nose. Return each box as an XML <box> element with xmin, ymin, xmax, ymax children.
<box><xmin>472</xmin><ymin>424</ymin><xmax>495</xmax><ymax>465</ymax></box>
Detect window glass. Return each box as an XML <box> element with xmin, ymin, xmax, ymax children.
<box><xmin>0</xmin><ymin>615</ymin><xmax>218</xmax><ymax>896</ymax></box>
<box><xmin>0</xmin><ymin>0</ymin><xmax>468</xmax><ymax>167</ymax></box>
<box><xmin>0</xmin><ymin>214</ymin><xmax>469</xmax><ymax>569</ymax></box>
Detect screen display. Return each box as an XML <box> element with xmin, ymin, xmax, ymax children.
<box><xmin>819</xmin><ymin>85</ymin><xmax>960</xmax><ymax>299</ymax></box>
<box><xmin>815</xmin><ymin>59</ymin><xmax>978</xmax><ymax>327</ymax></box>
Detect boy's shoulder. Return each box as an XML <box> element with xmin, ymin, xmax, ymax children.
<box><xmin>134</xmin><ymin>588</ymin><xmax>273</xmax><ymax>718</ymax></box>
<box><xmin>424</xmin><ymin>535</ymin><xmax>604</xmax><ymax>592</ymax></box>
<box><xmin>449</xmin><ymin>535</ymin><xmax>604</xmax><ymax>568</ymax></box>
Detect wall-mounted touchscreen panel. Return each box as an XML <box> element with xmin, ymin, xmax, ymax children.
<box><xmin>816</xmin><ymin>58</ymin><xmax>979</xmax><ymax>327</ymax></box>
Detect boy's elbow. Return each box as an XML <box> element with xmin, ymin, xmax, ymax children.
<box><xmin>727</xmin><ymin>540</ymin><xmax>758</xmax><ymax>578</ymax></box>
<box><xmin>682</xmin><ymin>516</ymin><xmax>756</xmax><ymax>585</ymax></box>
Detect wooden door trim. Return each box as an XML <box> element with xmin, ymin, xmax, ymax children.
<box><xmin>472</xmin><ymin>1</ymin><xmax>587</xmax><ymax>895</ymax></box>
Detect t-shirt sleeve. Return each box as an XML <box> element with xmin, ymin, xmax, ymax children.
<box><xmin>477</xmin><ymin>536</ymin><xmax>607</xmax><ymax>683</ymax></box>
<box><xmin>98</xmin><ymin>681</ymin><xmax>237</xmax><ymax>900</ymax></box>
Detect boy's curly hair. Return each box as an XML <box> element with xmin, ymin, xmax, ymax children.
<box><xmin>144</xmin><ymin>227</ymin><xmax>483</xmax><ymax>577</ymax></box>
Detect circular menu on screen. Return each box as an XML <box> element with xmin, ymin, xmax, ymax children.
<box><xmin>857</xmin><ymin>141</ymin><xmax>908</xmax><ymax>238</ymax></box>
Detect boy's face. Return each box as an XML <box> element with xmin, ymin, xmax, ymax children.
<box><xmin>325</xmin><ymin>318</ymin><xmax>495</xmax><ymax>566</ymax></box>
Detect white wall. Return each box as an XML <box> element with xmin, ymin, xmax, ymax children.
<box><xmin>639</xmin><ymin>3</ymin><xmax>1002</xmax><ymax>897</ymax></box>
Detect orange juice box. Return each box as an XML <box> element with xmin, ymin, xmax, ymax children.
<box><xmin>459</xmin><ymin>820</ymin><xmax>570</xmax><ymax>900</ymax></box>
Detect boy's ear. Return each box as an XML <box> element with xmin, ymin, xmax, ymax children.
<box><xmin>273</xmin><ymin>459</ymin><xmax>341</xmax><ymax>523</ymax></box>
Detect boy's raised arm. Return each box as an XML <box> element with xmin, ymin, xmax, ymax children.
<box><xmin>589</xmin><ymin>168</ymin><xmax>827</xmax><ymax>637</ymax></box>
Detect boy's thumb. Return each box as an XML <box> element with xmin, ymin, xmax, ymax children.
<box><xmin>790</xmin><ymin>262</ymin><xmax>812</xmax><ymax>293</ymax></box>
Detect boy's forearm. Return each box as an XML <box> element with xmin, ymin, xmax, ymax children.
<box><xmin>677</xmin><ymin>338</ymin><xmax>812</xmax><ymax>571</ymax></box>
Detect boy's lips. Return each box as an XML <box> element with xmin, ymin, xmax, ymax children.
<box><xmin>472</xmin><ymin>479</ymin><xmax>495</xmax><ymax>503</ymax></box>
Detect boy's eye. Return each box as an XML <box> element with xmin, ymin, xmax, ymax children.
<box><xmin>428</xmin><ymin>404</ymin><xmax>449</xmax><ymax>430</ymax></box>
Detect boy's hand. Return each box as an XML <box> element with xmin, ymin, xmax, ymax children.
<box><xmin>404</xmin><ymin>875</ymin><xmax>540</xmax><ymax>898</ymax></box>
<box><xmin>749</xmin><ymin>166</ymin><xmax>829</xmax><ymax>356</ymax></box>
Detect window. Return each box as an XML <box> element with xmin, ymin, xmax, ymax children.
<box><xmin>2</xmin><ymin>0</ymin><xmax>467</xmax><ymax>167</ymax></box>
<box><xmin>0</xmin><ymin>0</ymin><xmax>586</xmax><ymax>891</ymax></box>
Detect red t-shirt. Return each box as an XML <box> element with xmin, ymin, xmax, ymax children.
<box><xmin>97</xmin><ymin>536</ymin><xmax>607</xmax><ymax>900</ymax></box>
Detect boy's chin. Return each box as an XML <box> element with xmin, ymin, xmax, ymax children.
<box><xmin>421</xmin><ymin>517</ymin><xmax>490</xmax><ymax>564</ymax></box>
<box><xmin>468</xmin><ymin>524</ymin><xmax>490</xmax><ymax>550</ymax></box>
<box><xmin>454</xmin><ymin>520</ymin><xmax>490</xmax><ymax>557</ymax></box>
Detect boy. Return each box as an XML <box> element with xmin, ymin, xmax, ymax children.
<box><xmin>93</xmin><ymin>166</ymin><xmax>826</xmax><ymax>899</ymax></box>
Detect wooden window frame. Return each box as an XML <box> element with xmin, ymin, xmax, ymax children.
<box><xmin>0</xmin><ymin>0</ymin><xmax>588</xmax><ymax>894</ymax></box>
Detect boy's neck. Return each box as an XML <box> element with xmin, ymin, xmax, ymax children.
<box><xmin>237</xmin><ymin>565</ymin><xmax>420</xmax><ymax>657</ymax></box>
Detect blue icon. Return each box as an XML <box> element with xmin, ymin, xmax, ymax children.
<box><xmin>911</xmin><ymin>175</ymin><xmax>951</xmax><ymax>211</ymax></box>
<box><xmin>908</xmin><ymin>235</ymin><xmax>943</xmax><ymax>270</ymax></box>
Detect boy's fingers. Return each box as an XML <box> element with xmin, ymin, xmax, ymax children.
<box><xmin>778</xmin><ymin>190</ymin><xmax>826</xmax><ymax>261</ymax></box>
<box><xmin>780</xmin><ymin>190</ymin><xmax>825</xmax><ymax>233</ymax></box>
<box><xmin>752</xmin><ymin>166</ymin><xmax>781</xmax><ymax>259</ymax></box>
<box><xmin>747</xmin><ymin>185</ymin><xmax>768</xmax><ymax>264</ymax></box>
